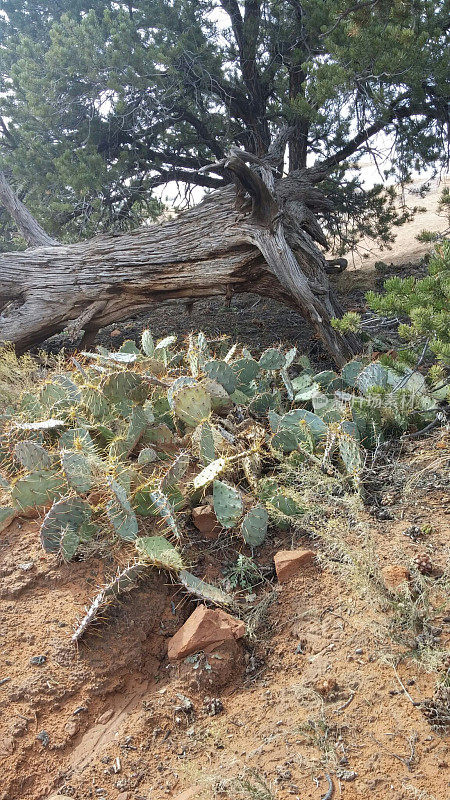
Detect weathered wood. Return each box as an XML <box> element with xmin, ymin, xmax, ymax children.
<box><xmin>0</xmin><ymin>168</ymin><xmax>360</xmax><ymax>365</ymax></box>
<box><xmin>0</xmin><ymin>172</ymin><xmax>59</xmax><ymax>247</ymax></box>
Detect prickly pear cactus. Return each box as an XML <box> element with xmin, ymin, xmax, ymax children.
<box><xmin>135</xmin><ymin>535</ymin><xmax>183</xmax><ymax>571</ymax></box>
<box><xmin>204</xmin><ymin>360</ymin><xmax>237</xmax><ymax>395</ymax></box>
<box><xmin>178</xmin><ymin>569</ymin><xmax>234</xmax><ymax>607</ymax></box>
<box><xmin>11</xmin><ymin>470</ymin><xmax>64</xmax><ymax>511</ymax></box>
<box><xmin>241</xmin><ymin>506</ymin><xmax>268</xmax><ymax>547</ymax></box>
<box><xmin>61</xmin><ymin>451</ymin><xmax>92</xmax><ymax>493</ymax></box>
<box><xmin>14</xmin><ymin>441</ymin><xmax>52</xmax><ymax>471</ymax></box>
<box><xmin>40</xmin><ymin>495</ymin><xmax>93</xmax><ymax>557</ymax></box>
<box><xmin>213</xmin><ymin>480</ymin><xmax>243</xmax><ymax>529</ymax></box>
<box><xmin>173</xmin><ymin>384</ymin><xmax>211</xmax><ymax>427</ymax></box>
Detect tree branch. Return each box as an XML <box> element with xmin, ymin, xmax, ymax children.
<box><xmin>0</xmin><ymin>171</ymin><xmax>59</xmax><ymax>247</ymax></box>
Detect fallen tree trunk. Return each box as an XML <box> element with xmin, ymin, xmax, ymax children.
<box><xmin>0</xmin><ymin>155</ymin><xmax>361</xmax><ymax>366</ymax></box>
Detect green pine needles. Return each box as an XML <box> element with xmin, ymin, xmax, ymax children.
<box><xmin>332</xmin><ymin>241</ymin><xmax>450</xmax><ymax>366</ymax></box>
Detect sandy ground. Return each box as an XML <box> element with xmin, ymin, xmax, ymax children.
<box><xmin>1</xmin><ymin>433</ymin><xmax>448</xmax><ymax>800</ymax></box>
<box><xmin>343</xmin><ymin>176</ymin><xmax>449</xmax><ymax>271</ymax></box>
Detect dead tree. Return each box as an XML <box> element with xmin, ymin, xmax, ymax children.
<box><xmin>0</xmin><ymin>143</ymin><xmax>360</xmax><ymax>366</ymax></box>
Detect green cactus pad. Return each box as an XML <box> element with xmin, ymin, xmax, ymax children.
<box><xmin>106</xmin><ymin>499</ymin><xmax>139</xmax><ymax>541</ymax></box>
<box><xmin>161</xmin><ymin>451</ymin><xmax>190</xmax><ymax>491</ymax></box>
<box><xmin>241</xmin><ymin>506</ymin><xmax>268</xmax><ymax>547</ymax></box>
<box><xmin>270</xmin><ymin>429</ymin><xmax>299</xmax><ymax>453</ymax></box>
<box><xmin>61</xmin><ymin>451</ymin><xmax>93</xmax><ymax>492</ymax></box>
<box><xmin>11</xmin><ymin>470</ymin><xmax>64</xmax><ymax>511</ymax></box>
<box><xmin>102</xmin><ymin>371</ymin><xmax>149</xmax><ymax>406</ymax></box>
<box><xmin>81</xmin><ymin>387</ymin><xmax>111</xmax><ymax>420</ymax></box>
<box><xmin>341</xmin><ymin>359</ymin><xmax>364</xmax><ymax>387</ymax></box>
<box><xmin>60</xmin><ymin>427</ymin><xmax>96</xmax><ymax>453</ymax></box>
<box><xmin>258</xmin><ymin>348</ymin><xmax>286</xmax><ymax>370</ymax></box>
<box><xmin>14</xmin><ymin>441</ymin><xmax>52</xmax><ymax>471</ymax></box>
<box><xmin>179</xmin><ymin>569</ymin><xmax>233</xmax><ymax>607</ymax></box>
<box><xmin>141</xmin><ymin>329</ymin><xmax>155</xmax><ymax>356</ymax></box>
<box><xmin>204</xmin><ymin>360</ymin><xmax>237</xmax><ymax>394</ymax></box>
<box><xmin>173</xmin><ymin>384</ymin><xmax>211</xmax><ymax>427</ymax></box>
<box><xmin>231</xmin><ymin>357</ymin><xmax>260</xmax><ymax>391</ymax></box>
<box><xmin>137</xmin><ymin>447</ymin><xmax>157</xmax><ymax>465</ymax></box>
<box><xmin>356</xmin><ymin>363</ymin><xmax>388</xmax><ymax>394</ymax></box>
<box><xmin>199</xmin><ymin>421</ymin><xmax>215</xmax><ymax>465</ymax></box>
<box><xmin>40</xmin><ymin>495</ymin><xmax>92</xmax><ymax>555</ymax></box>
<box><xmin>248</xmin><ymin>392</ymin><xmax>280</xmax><ymax>414</ymax></box>
<box><xmin>202</xmin><ymin>379</ymin><xmax>233</xmax><ymax>413</ymax></box>
<box><xmin>135</xmin><ymin>535</ymin><xmax>184</xmax><ymax>571</ymax></box>
<box><xmin>213</xmin><ymin>480</ymin><xmax>243</xmax><ymax>529</ymax></box>
<box><xmin>167</xmin><ymin>376</ymin><xmax>197</xmax><ymax>409</ymax></box>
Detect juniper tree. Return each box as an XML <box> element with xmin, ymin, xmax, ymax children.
<box><xmin>0</xmin><ymin>1</ymin><xmax>448</xmax><ymax>359</ymax></box>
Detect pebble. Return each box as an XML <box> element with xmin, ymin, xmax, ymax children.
<box><xmin>37</xmin><ymin>730</ymin><xmax>50</xmax><ymax>747</ymax></box>
<box><xmin>30</xmin><ymin>655</ymin><xmax>46</xmax><ymax>666</ymax></box>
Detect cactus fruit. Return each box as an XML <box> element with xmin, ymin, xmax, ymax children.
<box><xmin>241</xmin><ymin>506</ymin><xmax>268</xmax><ymax>547</ymax></box>
<box><xmin>213</xmin><ymin>480</ymin><xmax>243</xmax><ymax>528</ymax></box>
<box><xmin>14</xmin><ymin>441</ymin><xmax>52</xmax><ymax>471</ymax></box>
<box><xmin>204</xmin><ymin>360</ymin><xmax>237</xmax><ymax>394</ymax></box>
<box><xmin>258</xmin><ymin>348</ymin><xmax>285</xmax><ymax>370</ymax></box>
<box><xmin>178</xmin><ymin>569</ymin><xmax>234</xmax><ymax>607</ymax></box>
<box><xmin>61</xmin><ymin>451</ymin><xmax>93</xmax><ymax>493</ymax></box>
<box><xmin>40</xmin><ymin>495</ymin><xmax>92</xmax><ymax>555</ymax></box>
<box><xmin>11</xmin><ymin>470</ymin><xmax>64</xmax><ymax>510</ymax></box>
<box><xmin>135</xmin><ymin>535</ymin><xmax>183</xmax><ymax>571</ymax></box>
<box><xmin>173</xmin><ymin>384</ymin><xmax>211</xmax><ymax>427</ymax></box>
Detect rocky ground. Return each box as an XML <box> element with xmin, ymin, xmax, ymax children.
<box><xmin>0</xmin><ymin>429</ymin><xmax>448</xmax><ymax>800</ymax></box>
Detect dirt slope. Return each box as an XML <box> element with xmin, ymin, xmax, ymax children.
<box><xmin>1</xmin><ymin>433</ymin><xmax>448</xmax><ymax>800</ymax></box>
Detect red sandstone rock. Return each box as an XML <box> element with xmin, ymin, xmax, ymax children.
<box><xmin>274</xmin><ymin>548</ymin><xmax>316</xmax><ymax>582</ymax></box>
<box><xmin>192</xmin><ymin>505</ymin><xmax>221</xmax><ymax>538</ymax></box>
<box><xmin>167</xmin><ymin>604</ymin><xmax>246</xmax><ymax>660</ymax></box>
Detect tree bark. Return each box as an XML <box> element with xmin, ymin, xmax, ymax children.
<box><xmin>0</xmin><ymin>162</ymin><xmax>361</xmax><ymax>366</ymax></box>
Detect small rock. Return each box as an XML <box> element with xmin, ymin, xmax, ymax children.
<box><xmin>18</xmin><ymin>561</ymin><xmax>34</xmax><ymax>571</ymax></box>
<box><xmin>382</xmin><ymin>564</ymin><xmax>410</xmax><ymax>591</ymax></box>
<box><xmin>110</xmin><ymin>328</ymin><xmax>121</xmax><ymax>337</ymax></box>
<box><xmin>64</xmin><ymin>720</ymin><xmax>79</xmax><ymax>738</ymax></box>
<box><xmin>167</xmin><ymin>605</ymin><xmax>246</xmax><ymax>661</ymax></box>
<box><xmin>191</xmin><ymin>505</ymin><xmax>221</xmax><ymax>538</ymax></box>
<box><xmin>96</xmin><ymin>708</ymin><xmax>114</xmax><ymax>724</ymax></box>
<box><xmin>315</xmin><ymin>677</ymin><xmax>338</xmax><ymax>697</ymax></box>
<box><xmin>274</xmin><ymin>549</ymin><xmax>315</xmax><ymax>582</ymax></box>
<box><xmin>30</xmin><ymin>655</ymin><xmax>46</xmax><ymax>666</ymax></box>
<box><xmin>203</xmin><ymin>697</ymin><xmax>223</xmax><ymax>716</ymax></box>
<box><xmin>117</xmin><ymin>793</ymin><xmax>129</xmax><ymax>800</ymax></box>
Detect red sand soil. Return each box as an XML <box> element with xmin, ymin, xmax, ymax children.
<box><xmin>0</xmin><ymin>435</ymin><xmax>449</xmax><ymax>800</ymax></box>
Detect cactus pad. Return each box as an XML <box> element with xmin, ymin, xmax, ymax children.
<box><xmin>173</xmin><ymin>384</ymin><xmax>211</xmax><ymax>427</ymax></box>
<box><xmin>135</xmin><ymin>535</ymin><xmax>183</xmax><ymax>571</ymax></box>
<box><xmin>241</xmin><ymin>506</ymin><xmax>268</xmax><ymax>547</ymax></box>
<box><xmin>213</xmin><ymin>480</ymin><xmax>243</xmax><ymax>528</ymax></box>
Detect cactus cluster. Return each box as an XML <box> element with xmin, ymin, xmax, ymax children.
<box><xmin>0</xmin><ymin>326</ymin><xmax>439</xmax><ymax>642</ymax></box>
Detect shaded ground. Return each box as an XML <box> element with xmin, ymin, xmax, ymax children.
<box><xmin>1</xmin><ymin>433</ymin><xmax>448</xmax><ymax>800</ymax></box>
